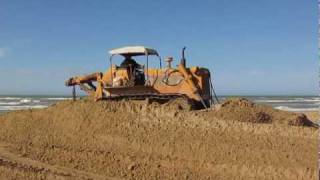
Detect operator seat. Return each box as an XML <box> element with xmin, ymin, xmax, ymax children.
<box><xmin>120</xmin><ymin>56</ymin><xmax>145</xmax><ymax>86</ymax></box>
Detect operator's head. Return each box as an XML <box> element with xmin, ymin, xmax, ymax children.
<box><xmin>124</xmin><ymin>55</ymin><xmax>133</xmax><ymax>60</ymax></box>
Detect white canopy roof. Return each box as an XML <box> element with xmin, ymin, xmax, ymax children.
<box><xmin>109</xmin><ymin>46</ymin><xmax>159</xmax><ymax>56</ymax></box>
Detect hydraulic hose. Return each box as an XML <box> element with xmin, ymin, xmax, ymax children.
<box><xmin>209</xmin><ymin>75</ymin><xmax>220</xmax><ymax>104</ymax></box>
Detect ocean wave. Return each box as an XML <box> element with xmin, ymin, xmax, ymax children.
<box><xmin>42</xmin><ymin>97</ymin><xmax>72</xmax><ymax>100</ymax></box>
<box><xmin>0</xmin><ymin>99</ymin><xmax>41</xmax><ymax>105</ymax></box>
<box><xmin>274</xmin><ymin>106</ymin><xmax>319</xmax><ymax>112</ymax></box>
<box><xmin>0</xmin><ymin>97</ymin><xmax>22</xmax><ymax>100</ymax></box>
<box><xmin>0</xmin><ymin>102</ymin><xmax>21</xmax><ymax>105</ymax></box>
<box><xmin>18</xmin><ymin>99</ymin><xmax>41</xmax><ymax>103</ymax></box>
<box><xmin>0</xmin><ymin>97</ymin><xmax>71</xmax><ymax>101</ymax></box>
<box><xmin>20</xmin><ymin>98</ymin><xmax>32</xmax><ymax>103</ymax></box>
<box><xmin>0</xmin><ymin>105</ymin><xmax>48</xmax><ymax>111</ymax></box>
<box><xmin>255</xmin><ymin>99</ymin><xmax>320</xmax><ymax>103</ymax></box>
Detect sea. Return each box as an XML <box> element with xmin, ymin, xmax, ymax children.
<box><xmin>0</xmin><ymin>95</ymin><xmax>318</xmax><ymax>113</ymax></box>
<box><xmin>0</xmin><ymin>96</ymin><xmax>72</xmax><ymax>113</ymax></box>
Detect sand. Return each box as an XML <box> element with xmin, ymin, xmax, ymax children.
<box><xmin>0</xmin><ymin>98</ymin><xmax>318</xmax><ymax>180</ymax></box>
<box><xmin>302</xmin><ymin>111</ymin><xmax>319</xmax><ymax>122</ymax></box>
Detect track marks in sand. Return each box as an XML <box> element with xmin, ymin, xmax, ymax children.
<box><xmin>0</xmin><ymin>144</ymin><xmax>121</xmax><ymax>180</ymax></box>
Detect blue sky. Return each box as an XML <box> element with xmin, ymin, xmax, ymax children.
<box><xmin>0</xmin><ymin>0</ymin><xmax>317</xmax><ymax>95</ymax></box>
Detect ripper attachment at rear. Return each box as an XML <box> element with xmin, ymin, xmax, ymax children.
<box><xmin>65</xmin><ymin>46</ymin><xmax>219</xmax><ymax>109</ymax></box>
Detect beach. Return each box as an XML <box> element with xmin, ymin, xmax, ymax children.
<box><xmin>0</xmin><ymin>98</ymin><xmax>318</xmax><ymax>179</ymax></box>
<box><xmin>0</xmin><ymin>0</ymin><xmax>317</xmax><ymax>179</ymax></box>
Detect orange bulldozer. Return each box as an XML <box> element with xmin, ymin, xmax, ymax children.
<box><xmin>65</xmin><ymin>46</ymin><xmax>219</xmax><ymax>109</ymax></box>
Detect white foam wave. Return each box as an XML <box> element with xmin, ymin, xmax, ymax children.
<box><xmin>255</xmin><ymin>99</ymin><xmax>320</xmax><ymax>103</ymax></box>
<box><xmin>0</xmin><ymin>105</ymin><xmax>48</xmax><ymax>111</ymax></box>
<box><xmin>0</xmin><ymin>97</ymin><xmax>70</xmax><ymax>102</ymax></box>
<box><xmin>0</xmin><ymin>97</ymin><xmax>22</xmax><ymax>100</ymax></box>
<box><xmin>274</xmin><ymin>106</ymin><xmax>319</xmax><ymax>112</ymax></box>
<box><xmin>20</xmin><ymin>98</ymin><xmax>32</xmax><ymax>103</ymax></box>
<box><xmin>43</xmin><ymin>97</ymin><xmax>72</xmax><ymax>100</ymax></box>
<box><xmin>0</xmin><ymin>102</ymin><xmax>21</xmax><ymax>105</ymax></box>
<box><xmin>0</xmin><ymin>99</ymin><xmax>41</xmax><ymax>105</ymax></box>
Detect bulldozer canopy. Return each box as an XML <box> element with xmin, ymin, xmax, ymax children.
<box><xmin>109</xmin><ymin>46</ymin><xmax>159</xmax><ymax>56</ymax></box>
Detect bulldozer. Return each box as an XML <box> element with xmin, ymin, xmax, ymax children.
<box><xmin>65</xmin><ymin>46</ymin><xmax>219</xmax><ymax>109</ymax></box>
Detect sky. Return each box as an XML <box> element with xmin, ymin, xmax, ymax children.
<box><xmin>0</xmin><ymin>0</ymin><xmax>318</xmax><ymax>95</ymax></box>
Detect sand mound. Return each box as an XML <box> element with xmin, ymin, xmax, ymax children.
<box><xmin>0</xmin><ymin>98</ymin><xmax>318</xmax><ymax>179</ymax></box>
<box><xmin>210</xmin><ymin>98</ymin><xmax>317</xmax><ymax>127</ymax></box>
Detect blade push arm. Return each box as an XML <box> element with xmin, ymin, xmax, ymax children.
<box><xmin>65</xmin><ymin>72</ymin><xmax>102</xmax><ymax>86</ymax></box>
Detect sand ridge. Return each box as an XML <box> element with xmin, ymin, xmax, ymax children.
<box><xmin>0</xmin><ymin>98</ymin><xmax>318</xmax><ymax>179</ymax></box>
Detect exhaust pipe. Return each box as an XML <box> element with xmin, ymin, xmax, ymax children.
<box><xmin>180</xmin><ymin>47</ymin><xmax>186</xmax><ymax>67</ymax></box>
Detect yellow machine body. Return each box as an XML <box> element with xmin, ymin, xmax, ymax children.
<box><xmin>65</xmin><ymin>46</ymin><xmax>215</xmax><ymax>108</ymax></box>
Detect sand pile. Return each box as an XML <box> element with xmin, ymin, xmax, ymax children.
<box><xmin>210</xmin><ymin>98</ymin><xmax>316</xmax><ymax>127</ymax></box>
<box><xmin>0</xmin><ymin>98</ymin><xmax>318</xmax><ymax>179</ymax></box>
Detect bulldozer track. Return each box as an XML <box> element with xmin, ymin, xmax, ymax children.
<box><xmin>100</xmin><ymin>93</ymin><xmax>208</xmax><ymax>109</ymax></box>
<box><xmin>103</xmin><ymin>93</ymin><xmax>189</xmax><ymax>101</ymax></box>
<box><xmin>0</xmin><ymin>144</ymin><xmax>121</xmax><ymax>180</ymax></box>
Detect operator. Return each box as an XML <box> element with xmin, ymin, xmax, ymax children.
<box><xmin>119</xmin><ymin>55</ymin><xmax>145</xmax><ymax>85</ymax></box>
<box><xmin>120</xmin><ymin>56</ymin><xmax>140</xmax><ymax>69</ymax></box>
